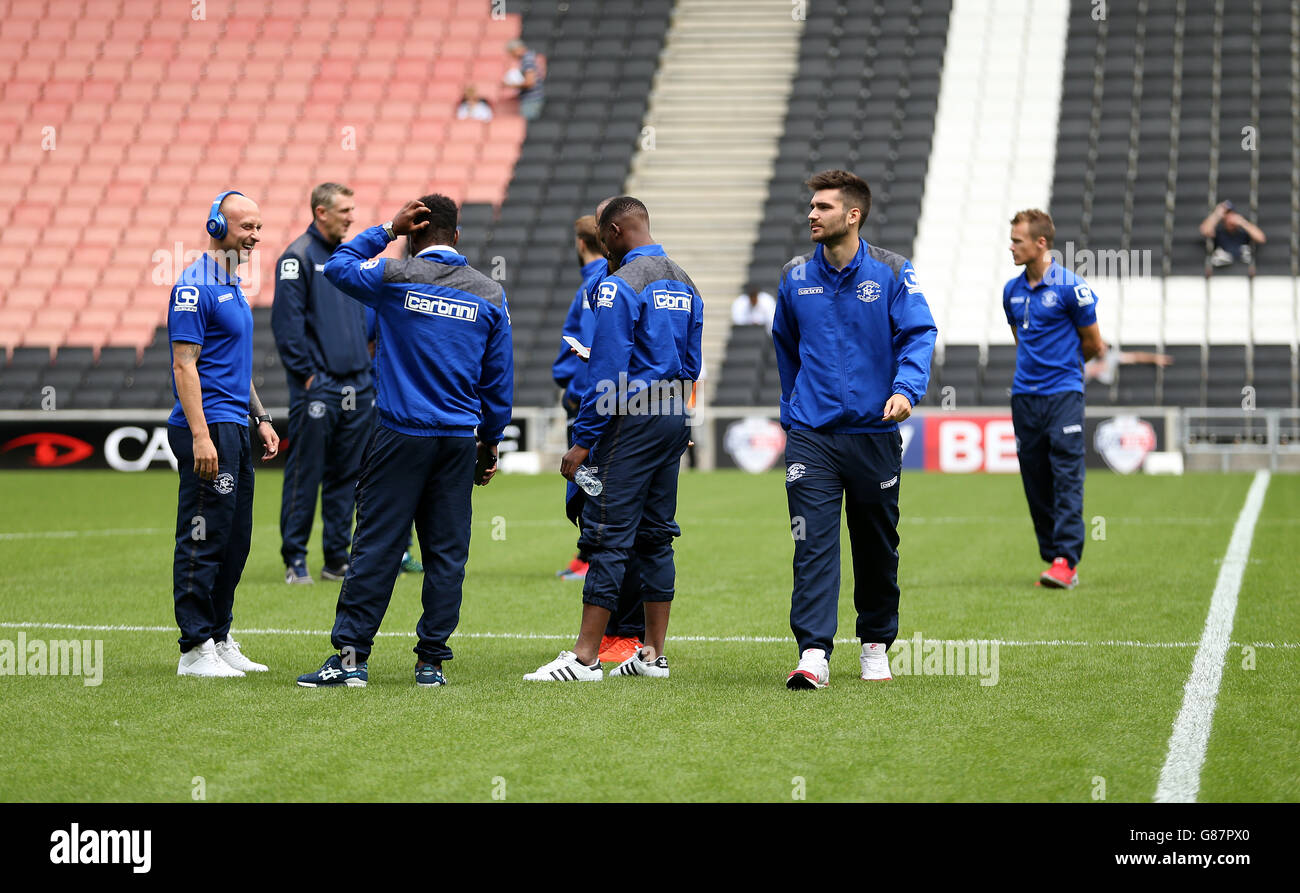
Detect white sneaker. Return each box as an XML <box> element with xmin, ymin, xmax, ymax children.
<box><xmin>178</xmin><ymin>638</ymin><xmax>244</xmax><ymax>678</ymax></box>
<box><xmin>215</xmin><ymin>636</ymin><xmax>267</xmax><ymax>673</ymax></box>
<box><xmin>860</xmin><ymin>642</ymin><xmax>892</xmax><ymax>681</ymax></box>
<box><xmin>523</xmin><ymin>650</ymin><xmax>603</xmax><ymax>682</ymax></box>
<box><xmin>607</xmin><ymin>647</ymin><xmax>670</xmax><ymax>679</ymax></box>
<box><xmin>786</xmin><ymin>647</ymin><xmax>829</xmax><ymax>690</ymax></box>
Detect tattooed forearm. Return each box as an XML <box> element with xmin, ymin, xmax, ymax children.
<box><xmin>172</xmin><ymin>341</ymin><xmax>201</xmax><ymax>365</ymax></box>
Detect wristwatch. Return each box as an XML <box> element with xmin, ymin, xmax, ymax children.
<box><xmin>256</xmin><ymin>414</ymin><xmax>273</xmax><ymax>425</ymax></box>
<box><xmin>382</xmin><ymin>220</ymin><xmax>396</xmax><ymax>241</ymax></box>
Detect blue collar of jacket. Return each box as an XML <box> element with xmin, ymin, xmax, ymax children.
<box><xmin>198</xmin><ymin>251</ymin><xmax>240</xmax><ymax>286</ymax></box>
<box><xmin>581</xmin><ymin>257</ymin><xmax>606</xmax><ymax>277</ymax></box>
<box><xmin>813</xmin><ymin>239</ymin><xmax>865</xmax><ymax>277</ymax></box>
<box><xmin>621</xmin><ymin>243</ymin><xmax>666</xmax><ymax>265</ymax></box>
<box><xmin>415</xmin><ymin>246</ymin><xmax>468</xmax><ymax>267</ymax></box>
<box><xmin>306</xmin><ymin>222</ymin><xmax>340</xmax><ymax>252</ymax></box>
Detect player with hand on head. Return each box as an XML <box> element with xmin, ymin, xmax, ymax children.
<box><xmin>1004</xmin><ymin>209</ymin><xmax>1105</xmax><ymax>590</ymax></box>
<box><xmin>168</xmin><ymin>190</ymin><xmax>279</xmax><ymax>678</ymax></box>
<box><xmin>295</xmin><ymin>195</ymin><xmax>513</xmax><ymax>689</ymax></box>
<box><xmin>526</xmin><ymin>196</ymin><xmax>702</xmax><ymax>682</ymax></box>
<box><xmin>773</xmin><ymin>170</ymin><xmax>936</xmax><ymax>690</ymax></box>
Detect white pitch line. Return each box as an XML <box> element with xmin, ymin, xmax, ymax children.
<box><xmin>0</xmin><ymin>621</ymin><xmax>1295</xmax><ymax>649</ymax></box>
<box><xmin>1154</xmin><ymin>470</ymin><xmax>1271</xmax><ymax>804</ymax></box>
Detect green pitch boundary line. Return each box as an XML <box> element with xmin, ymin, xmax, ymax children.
<box><xmin>0</xmin><ymin>621</ymin><xmax>1295</xmax><ymax>649</ymax></box>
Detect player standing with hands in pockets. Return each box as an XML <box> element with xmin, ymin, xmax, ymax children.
<box><xmin>773</xmin><ymin>170</ymin><xmax>936</xmax><ymax>690</ymax></box>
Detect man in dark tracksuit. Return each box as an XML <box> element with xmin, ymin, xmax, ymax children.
<box><xmin>552</xmin><ymin>213</ymin><xmax>646</xmax><ymax>661</ymax></box>
<box><xmin>1004</xmin><ymin>209</ymin><xmax>1105</xmax><ymax>590</ymax></box>
<box><xmin>773</xmin><ymin>170</ymin><xmax>936</xmax><ymax>691</ymax></box>
<box><xmin>295</xmin><ymin>194</ymin><xmax>513</xmax><ymax>688</ymax></box>
<box><xmin>526</xmin><ymin>196</ymin><xmax>703</xmax><ymax>682</ymax></box>
<box><xmin>169</xmin><ymin>190</ymin><xmax>279</xmax><ymax>678</ymax></box>
<box><xmin>271</xmin><ymin>183</ymin><xmax>375</xmax><ymax>584</ymax></box>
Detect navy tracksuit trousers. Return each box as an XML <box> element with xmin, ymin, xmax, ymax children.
<box><xmin>1010</xmin><ymin>391</ymin><xmax>1086</xmax><ymax>566</ymax></box>
<box><xmin>169</xmin><ymin>422</ymin><xmax>255</xmax><ymax>653</ymax></box>
<box><xmin>279</xmin><ymin>373</ymin><xmax>374</xmax><ymax>566</ymax></box>
<box><xmin>330</xmin><ymin>426</ymin><xmax>474</xmax><ymax>664</ymax></box>
<box><xmin>578</xmin><ymin>409</ymin><xmax>690</xmax><ymax>615</ymax></box>
<box><xmin>566</xmin><ymin>407</ymin><xmax>646</xmax><ymax>639</ymax></box>
<box><xmin>785</xmin><ymin>429</ymin><xmax>903</xmax><ymax>657</ymax></box>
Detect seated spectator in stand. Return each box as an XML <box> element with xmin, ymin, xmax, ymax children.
<box><xmin>1199</xmin><ymin>200</ymin><xmax>1267</xmax><ymax>267</ymax></box>
<box><xmin>1085</xmin><ymin>342</ymin><xmax>1173</xmax><ymax>385</ymax></box>
<box><xmin>503</xmin><ymin>39</ymin><xmax>544</xmax><ymax>121</ymax></box>
<box><xmin>456</xmin><ymin>85</ymin><xmax>494</xmax><ymax>122</ymax></box>
<box><xmin>731</xmin><ymin>282</ymin><xmax>776</xmax><ymax>331</ymax></box>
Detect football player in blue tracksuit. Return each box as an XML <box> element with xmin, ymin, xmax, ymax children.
<box><xmin>551</xmin><ymin>216</ymin><xmax>605</xmax><ymax>583</ymax></box>
<box><xmin>169</xmin><ymin>190</ymin><xmax>279</xmax><ymax>678</ymax></box>
<box><xmin>773</xmin><ymin>170</ymin><xmax>936</xmax><ymax>691</ymax></box>
<box><xmin>551</xmin><ymin>213</ymin><xmax>647</xmax><ymax>661</ymax></box>
<box><xmin>295</xmin><ymin>195</ymin><xmax>513</xmax><ymax>688</ymax></box>
<box><xmin>526</xmin><ymin>196</ymin><xmax>703</xmax><ymax>682</ymax></box>
<box><xmin>1004</xmin><ymin>209</ymin><xmax>1105</xmax><ymax>590</ymax></box>
<box><xmin>271</xmin><ymin>183</ymin><xmax>374</xmax><ymax>585</ymax></box>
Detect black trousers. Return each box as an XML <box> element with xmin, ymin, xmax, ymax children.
<box><xmin>279</xmin><ymin>374</ymin><xmax>374</xmax><ymax>566</ymax></box>
<box><xmin>784</xmin><ymin>429</ymin><xmax>903</xmax><ymax>658</ymax></box>
<box><xmin>330</xmin><ymin>427</ymin><xmax>474</xmax><ymax>663</ymax></box>
<box><xmin>169</xmin><ymin>422</ymin><xmax>254</xmax><ymax>653</ymax></box>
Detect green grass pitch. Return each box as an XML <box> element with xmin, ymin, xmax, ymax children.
<box><xmin>0</xmin><ymin>467</ymin><xmax>1295</xmax><ymax>802</ymax></box>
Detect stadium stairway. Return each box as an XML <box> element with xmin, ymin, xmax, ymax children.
<box><xmin>623</xmin><ymin>0</ymin><xmax>804</xmax><ymax>400</ymax></box>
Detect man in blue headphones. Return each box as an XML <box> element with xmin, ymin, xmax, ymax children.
<box><xmin>167</xmin><ymin>190</ymin><xmax>280</xmax><ymax>678</ymax></box>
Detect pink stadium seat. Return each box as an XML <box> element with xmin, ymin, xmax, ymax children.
<box><xmin>21</xmin><ymin>327</ymin><xmax>67</xmax><ymax>349</ymax></box>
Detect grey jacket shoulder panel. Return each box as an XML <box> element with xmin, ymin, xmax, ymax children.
<box><xmin>782</xmin><ymin>252</ymin><xmax>815</xmax><ymax>278</ymax></box>
<box><xmin>866</xmin><ymin>243</ymin><xmax>909</xmax><ymax>278</ymax></box>
<box><xmin>383</xmin><ymin>258</ymin><xmax>505</xmax><ymax>307</ymax></box>
<box><xmin>614</xmin><ymin>253</ymin><xmax>699</xmax><ymax>296</ymax></box>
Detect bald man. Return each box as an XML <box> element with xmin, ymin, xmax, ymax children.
<box><xmin>168</xmin><ymin>190</ymin><xmax>279</xmax><ymax>678</ymax></box>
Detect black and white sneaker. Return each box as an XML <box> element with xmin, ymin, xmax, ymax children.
<box><xmin>523</xmin><ymin>650</ymin><xmax>603</xmax><ymax>682</ymax></box>
<box><xmin>607</xmin><ymin>647</ymin><xmax>670</xmax><ymax>678</ymax></box>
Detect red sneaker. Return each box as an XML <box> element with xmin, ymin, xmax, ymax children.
<box><xmin>555</xmin><ymin>555</ymin><xmax>589</xmax><ymax>580</ymax></box>
<box><xmin>598</xmin><ymin>636</ymin><xmax>642</xmax><ymax>663</ymax></box>
<box><xmin>1039</xmin><ymin>557</ymin><xmax>1078</xmax><ymax>590</ymax></box>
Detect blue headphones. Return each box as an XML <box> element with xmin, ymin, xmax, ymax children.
<box><xmin>205</xmin><ymin>190</ymin><xmax>244</xmax><ymax>239</ymax></box>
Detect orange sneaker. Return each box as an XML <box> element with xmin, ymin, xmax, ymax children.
<box><xmin>599</xmin><ymin>636</ymin><xmax>642</xmax><ymax>663</ymax></box>
<box><xmin>555</xmin><ymin>555</ymin><xmax>589</xmax><ymax>580</ymax></box>
<box><xmin>1039</xmin><ymin>557</ymin><xmax>1078</xmax><ymax>590</ymax></box>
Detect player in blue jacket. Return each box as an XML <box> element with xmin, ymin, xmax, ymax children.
<box><xmin>550</xmin><ymin>215</ymin><xmax>606</xmax><ymax>582</ymax></box>
<box><xmin>526</xmin><ymin>196</ymin><xmax>703</xmax><ymax>682</ymax></box>
<box><xmin>271</xmin><ymin>182</ymin><xmax>374</xmax><ymax>585</ymax></box>
<box><xmin>1004</xmin><ymin>209</ymin><xmax>1105</xmax><ymax>590</ymax></box>
<box><xmin>552</xmin><ymin>211</ymin><xmax>647</xmax><ymax>663</ymax></box>
<box><xmin>773</xmin><ymin>170</ymin><xmax>937</xmax><ymax>690</ymax></box>
<box><xmin>295</xmin><ymin>195</ymin><xmax>513</xmax><ymax>689</ymax></box>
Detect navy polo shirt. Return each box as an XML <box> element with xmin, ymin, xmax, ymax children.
<box><xmin>1002</xmin><ymin>261</ymin><xmax>1098</xmax><ymax>395</ymax></box>
<box><xmin>167</xmin><ymin>252</ymin><xmax>254</xmax><ymax>428</ymax></box>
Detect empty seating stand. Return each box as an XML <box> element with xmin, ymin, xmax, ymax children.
<box><xmin>1</xmin><ymin>0</ymin><xmax>531</xmax><ymax>409</ymax></box>
<box><xmin>715</xmin><ymin>0</ymin><xmax>952</xmax><ymax>407</ymax></box>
